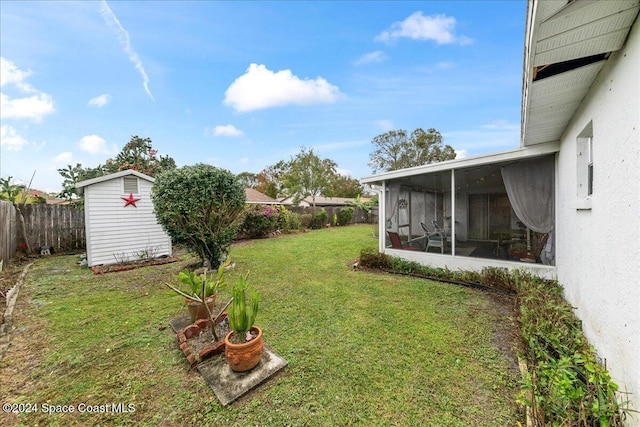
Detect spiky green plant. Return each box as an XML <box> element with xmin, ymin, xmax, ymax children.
<box><xmin>227</xmin><ymin>274</ymin><xmax>260</xmax><ymax>342</ymax></box>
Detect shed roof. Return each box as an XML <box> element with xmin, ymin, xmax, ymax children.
<box><xmin>75</xmin><ymin>169</ymin><xmax>155</xmax><ymax>194</ymax></box>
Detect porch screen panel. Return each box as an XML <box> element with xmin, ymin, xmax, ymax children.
<box><xmin>385</xmin><ymin>182</ymin><xmax>401</xmax><ymax>231</ymax></box>
<box><xmin>501</xmin><ymin>155</ymin><xmax>555</xmax><ymax>265</ymax></box>
<box><xmin>411</xmin><ymin>191</ymin><xmax>427</xmax><ymax>236</ymax></box>
<box><xmin>500</xmin><ymin>156</ymin><xmax>554</xmax><ymax>233</ymax></box>
<box><xmin>397</xmin><ymin>188</ymin><xmax>411</xmax><ymax>236</ymax></box>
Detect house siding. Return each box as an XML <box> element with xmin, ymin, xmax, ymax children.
<box><xmin>556</xmin><ymin>19</ymin><xmax>640</xmax><ymax>419</ymax></box>
<box><xmin>83</xmin><ymin>175</ymin><xmax>171</xmax><ymax>267</ymax></box>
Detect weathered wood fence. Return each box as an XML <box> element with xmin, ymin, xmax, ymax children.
<box><xmin>288</xmin><ymin>206</ymin><xmax>378</xmax><ymax>225</ymax></box>
<box><xmin>0</xmin><ymin>201</ymin><xmax>18</xmax><ymax>266</ymax></box>
<box><xmin>0</xmin><ymin>202</ymin><xmax>85</xmax><ymax>265</ymax></box>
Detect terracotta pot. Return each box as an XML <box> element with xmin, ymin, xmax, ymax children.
<box><xmin>224</xmin><ymin>326</ymin><xmax>263</xmax><ymax>372</ymax></box>
<box><xmin>185</xmin><ymin>295</ymin><xmax>216</xmax><ymax>323</ymax></box>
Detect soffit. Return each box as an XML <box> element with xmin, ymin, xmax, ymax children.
<box><xmin>522</xmin><ymin>0</ymin><xmax>640</xmax><ymax>146</ymax></box>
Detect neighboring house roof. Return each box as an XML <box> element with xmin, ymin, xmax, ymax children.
<box><xmin>245</xmin><ymin>188</ymin><xmax>281</xmax><ymax>204</ymax></box>
<box><xmin>75</xmin><ymin>169</ymin><xmax>154</xmax><ymax>194</ymax></box>
<box><xmin>521</xmin><ymin>0</ymin><xmax>640</xmax><ymax>146</ymax></box>
<box><xmin>279</xmin><ymin>195</ymin><xmax>360</xmax><ymax>207</ymax></box>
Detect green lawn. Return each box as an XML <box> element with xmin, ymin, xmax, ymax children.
<box><xmin>1</xmin><ymin>225</ymin><xmax>522</xmax><ymax>426</ymax></box>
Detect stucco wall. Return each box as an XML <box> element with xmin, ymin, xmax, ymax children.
<box><xmin>555</xmin><ymin>20</ymin><xmax>640</xmax><ymax>420</ymax></box>
<box><xmin>84</xmin><ymin>176</ymin><xmax>172</xmax><ymax>267</ymax></box>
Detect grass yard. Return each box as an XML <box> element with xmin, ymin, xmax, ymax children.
<box><xmin>1</xmin><ymin>225</ymin><xmax>522</xmax><ymax>426</ymax></box>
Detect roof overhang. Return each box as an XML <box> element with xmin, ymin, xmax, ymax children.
<box><xmin>361</xmin><ymin>141</ymin><xmax>559</xmax><ymax>186</ymax></box>
<box><xmin>521</xmin><ymin>0</ymin><xmax>640</xmax><ymax>146</ymax></box>
<box><xmin>75</xmin><ymin>169</ymin><xmax>155</xmax><ymax>194</ymax></box>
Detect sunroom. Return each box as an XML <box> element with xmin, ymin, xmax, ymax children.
<box><xmin>362</xmin><ymin>142</ymin><xmax>559</xmax><ymax>279</ymax></box>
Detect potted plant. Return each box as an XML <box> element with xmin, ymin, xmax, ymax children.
<box><xmin>224</xmin><ymin>274</ymin><xmax>263</xmax><ymax>372</ymax></box>
<box><xmin>166</xmin><ymin>261</ymin><xmax>227</xmax><ymax>323</ymax></box>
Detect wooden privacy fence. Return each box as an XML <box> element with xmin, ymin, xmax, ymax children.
<box><xmin>1</xmin><ymin>200</ymin><xmax>18</xmax><ymax>266</ymax></box>
<box><xmin>0</xmin><ymin>202</ymin><xmax>85</xmax><ymax>264</ymax></box>
<box><xmin>288</xmin><ymin>206</ymin><xmax>378</xmax><ymax>225</ymax></box>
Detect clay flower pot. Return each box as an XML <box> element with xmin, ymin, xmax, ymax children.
<box><xmin>186</xmin><ymin>295</ymin><xmax>216</xmax><ymax>323</ymax></box>
<box><xmin>224</xmin><ymin>326</ymin><xmax>263</xmax><ymax>372</ymax></box>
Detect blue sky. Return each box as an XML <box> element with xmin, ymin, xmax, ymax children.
<box><xmin>1</xmin><ymin>0</ymin><xmax>527</xmax><ymax>194</ymax></box>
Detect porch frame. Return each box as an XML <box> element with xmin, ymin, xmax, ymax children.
<box><xmin>365</xmin><ymin>142</ymin><xmax>560</xmax><ymax>280</ymax></box>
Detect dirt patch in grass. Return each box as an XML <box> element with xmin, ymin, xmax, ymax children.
<box><xmin>91</xmin><ymin>255</ymin><xmax>179</xmax><ymax>274</ymax></box>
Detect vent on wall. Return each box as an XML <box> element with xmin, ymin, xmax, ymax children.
<box><xmin>123</xmin><ymin>176</ymin><xmax>139</xmax><ymax>194</ymax></box>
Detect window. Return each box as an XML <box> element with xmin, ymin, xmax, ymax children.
<box><xmin>123</xmin><ymin>176</ymin><xmax>139</xmax><ymax>194</ymax></box>
<box><xmin>576</xmin><ymin>122</ymin><xmax>593</xmax><ymax>209</ymax></box>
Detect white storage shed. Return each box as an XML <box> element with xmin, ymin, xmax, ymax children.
<box><xmin>76</xmin><ymin>169</ymin><xmax>172</xmax><ymax>267</ymax></box>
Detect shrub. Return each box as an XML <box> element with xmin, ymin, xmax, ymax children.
<box><xmin>152</xmin><ymin>164</ymin><xmax>246</xmax><ymax>268</ymax></box>
<box><xmin>311</xmin><ymin>209</ymin><xmax>328</xmax><ymax>228</ymax></box>
<box><xmin>338</xmin><ymin>207</ymin><xmax>355</xmax><ymax>225</ymax></box>
<box><xmin>276</xmin><ymin>205</ymin><xmax>301</xmax><ymax>233</ymax></box>
<box><xmin>242</xmin><ymin>204</ymin><xmax>279</xmax><ymax>238</ymax></box>
<box><xmin>299</xmin><ymin>213</ymin><xmax>313</xmax><ymax>230</ymax></box>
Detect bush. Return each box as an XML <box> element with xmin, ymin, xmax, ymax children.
<box><xmin>311</xmin><ymin>209</ymin><xmax>328</xmax><ymax>228</ymax></box>
<box><xmin>276</xmin><ymin>205</ymin><xmax>301</xmax><ymax>233</ymax></box>
<box><xmin>338</xmin><ymin>207</ymin><xmax>355</xmax><ymax>225</ymax></box>
<box><xmin>242</xmin><ymin>204</ymin><xmax>279</xmax><ymax>238</ymax></box>
<box><xmin>299</xmin><ymin>214</ymin><xmax>313</xmax><ymax>230</ymax></box>
<box><xmin>152</xmin><ymin>164</ymin><xmax>245</xmax><ymax>268</ymax></box>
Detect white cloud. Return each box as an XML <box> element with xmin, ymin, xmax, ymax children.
<box><xmin>481</xmin><ymin>119</ymin><xmax>519</xmax><ymax>130</ymax></box>
<box><xmin>1</xmin><ymin>93</ymin><xmax>55</xmax><ymax>122</ymax></box>
<box><xmin>99</xmin><ymin>1</ymin><xmax>154</xmax><ymax>100</ymax></box>
<box><xmin>79</xmin><ymin>135</ymin><xmax>110</xmax><ymax>154</ymax></box>
<box><xmin>224</xmin><ymin>63</ymin><xmax>342</xmax><ymax>112</ymax></box>
<box><xmin>55</xmin><ymin>152</ymin><xmax>73</xmax><ymax>163</ymax></box>
<box><xmin>455</xmin><ymin>149</ymin><xmax>468</xmax><ymax>159</ymax></box>
<box><xmin>88</xmin><ymin>93</ymin><xmax>112</xmax><ymax>107</ymax></box>
<box><xmin>0</xmin><ymin>125</ymin><xmax>29</xmax><ymax>151</ymax></box>
<box><xmin>0</xmin><ymin>58</ymin><xmax>55</xmax><ymax>122</ymax></box>
<box><xmin>375</xmin><ymin>12</ymin><xmax>472</xmax><ymax>45</ymax></box>
<box><xmin>239</xmin><ymin>157</ymin><xmax>249</xmax><ymax>164</ymax></box>
<box><xmin>336</xmin><ymin>168</ymin><xmax>353</xmax><ymax>177</ymax></box>
<box><xmin>354</xmin><ymin>51</ymin><xmax>388</xmax><ymax>66</ymax></box>
<box><xmin>375</xmin><ymin>119</ymin><xmax>394</xmax><ymax>131</ymax></box>
<box><xmin>213</xmin><ymin>124</ymin><xmax>244</xmax><ymax>137</ymax></box>
<box><xmin>0</xmin><ymin>57</ymin><xmax>34</xmax><ymax>92</ymax></box>
<box><xmin>443</xmin><ymin>121</ymin><xmax>520</xmax><ymax>154</ymax></box>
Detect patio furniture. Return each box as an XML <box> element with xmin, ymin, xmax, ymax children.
<box><xmin>420</xmin><ymin>222</ymin><xmax>445</xmax><ymax>253</ymax></box>
<box><xmin>387</xmin><ymin>231</ymin><xmax>421</xmax><ymax>251</ymax></box>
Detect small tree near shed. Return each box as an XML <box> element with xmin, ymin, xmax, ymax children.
<box><xmin>152</xmin><ymin>164</ymin><xmax>246</xmax><ymax>269</ymax></box>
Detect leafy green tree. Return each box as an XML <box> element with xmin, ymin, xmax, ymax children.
<box><xmin>105</xmin><ymin>135</ymin><xmax>176</xmax><ymax>176</ymax></box>
<box><xmin>152</xmin><ymin>164</ymin><xmax>246</xmax><ymax>269</ymax></box>
<box><xmin>255</xmin><ymin>167</ymin><xmax>279</xmax><ymax>199</ymax></box>
<box><xmin>275</xmin><ymin>147</ymin><xmax>337</xmax><ymax>207</ymax></box>
<box><xmin>325</xmin><ymin>174</ymin><xmax>363</xmax><ymax>198</ymax></box>
<box><xmin>57</xmin><ymin>163</ymin><xmax>106</xmax><ymax>202</ymax></box>
<box><xmin>368</xmin><ymin>128</ymin><xmax>456</xmax><ymax>173</ymax></box>
<box><xmin>236</xmin><ymin>172</ymin><xmax>259</xmax><ymax>189</ymax></box>
<box><xmin>57</xmin><ymin>136</ymin><xmax>175</xmax><ymax>202</ymax></box>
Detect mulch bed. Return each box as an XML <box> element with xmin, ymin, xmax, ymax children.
<box><xmin>91</xmin><ymin>255</ymin><xmax>179</xmax><ymax>274</ymax></box>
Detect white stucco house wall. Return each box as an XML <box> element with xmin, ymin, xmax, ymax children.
<box><xmin>76</xmin><ymin>169</ymin><xmax>172</xmax><ymax>267</ymax></box>
<box><xmin>362</xmin><ymin>0</ymin><xmax>640</xmax><ymax>422</ymax></box>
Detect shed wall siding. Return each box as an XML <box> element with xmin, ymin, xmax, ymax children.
<box><xmin>85</xmin><ymin>177</ymin><xmax>171</xmax><ymax>267</ymax></box>
<box><xmin>556</xmin><ymin>20</ymin><xmax>640</xmax><ymax>419</ymax></box>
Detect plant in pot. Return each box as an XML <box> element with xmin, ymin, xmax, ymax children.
<box><xmin>225</xmin><ymin>274</ymin><xmax>263</xmax><ymax>372</ymax></box>
<box><xmin>165</xmin><ymin>261</ymin><xmax>227</xmax><ymax>323</ymax></box>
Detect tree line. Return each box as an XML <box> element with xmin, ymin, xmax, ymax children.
<box><xmin>54</xmin><ymin>128</ymin><xmax>455</xmax><ymax>205</ymax></box>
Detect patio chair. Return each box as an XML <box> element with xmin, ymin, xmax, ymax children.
<box><xmin>420</xmin><ymin>222</ymin><xmax>445</xmax><ymax>254</ymax></box>
<box><xmin>387</xmin><ymin>231</ymin><xmax>421</xmax><ymax>251</ymax></box>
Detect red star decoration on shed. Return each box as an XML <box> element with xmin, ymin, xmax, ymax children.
<box><xmin>122</xmin><ymin>193</ymin><xmax>141</xmax><ymax>208</ymax></box>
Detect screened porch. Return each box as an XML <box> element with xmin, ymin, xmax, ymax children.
<box><xmin>380</xmin><ymin>154</ymin><xmax>556</xmax><ymax>268</ymax></box>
